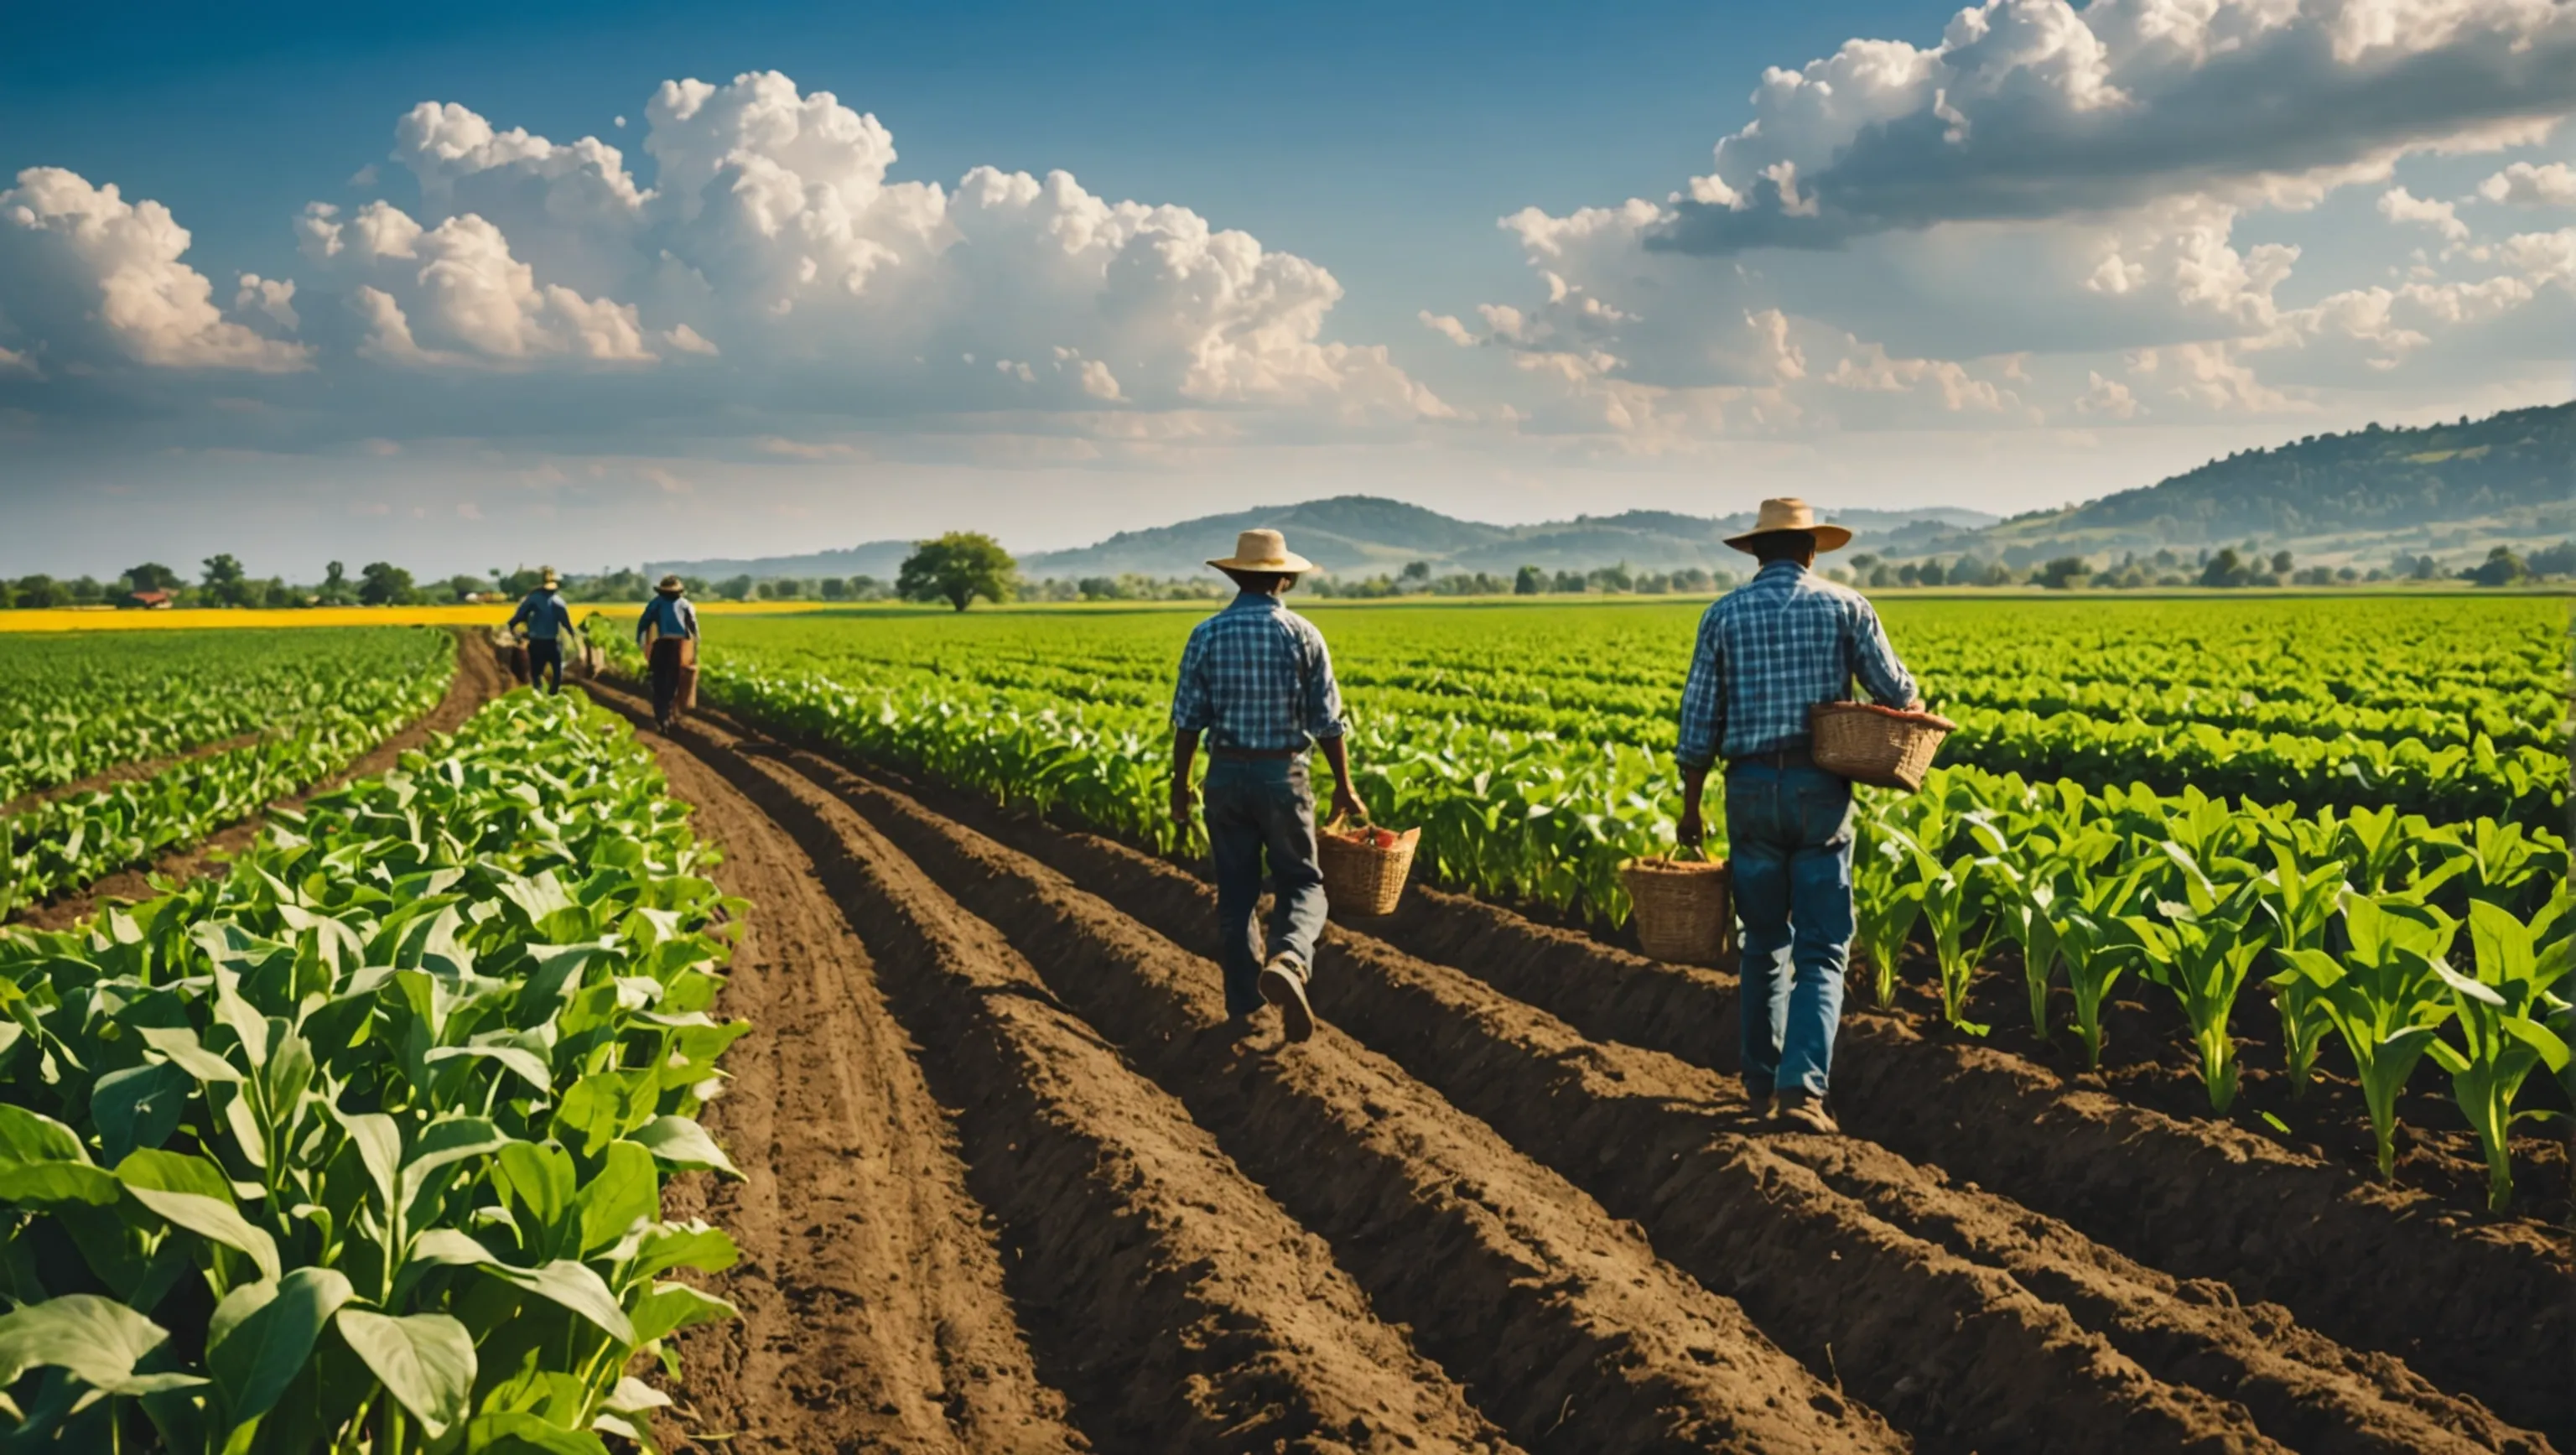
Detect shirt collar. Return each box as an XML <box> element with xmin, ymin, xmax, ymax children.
<box><xmin>1227</xmin><ymin>590</ymin><xmax>1284</xmax><ymax>611</ymax></box>
<box><xmin>1756</xmin><ymin>559</ymin><xmax>1810</xmax><ymax>580</ymax></box>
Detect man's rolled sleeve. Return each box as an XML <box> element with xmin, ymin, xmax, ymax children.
<box><xmin>1170</xmin><ymin>632</ymin><xmax>1214</xmax><ymax>731</ymax></box>
<box><xmin>1675</xmin><ymin>610</ymin><xmax>1727</xmax><ymax>772</ymax></box>
<box><xmin>1849</xmin><ymin>600</ymin><xmax>1918</xmax><ymax>708</ymax></box>
<box><xmin>1304</xmin><ymin>631</ymin><xmax>1349</xmax><ymax>741</ymax></box>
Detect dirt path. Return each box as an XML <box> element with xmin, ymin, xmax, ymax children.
<box><xmin>13</xmin><ymin>629</ymin><xmax>512</xmax><ymax>931</ymax></box>
<box><xmin>623</xmin><ymin>715</ymin><xmax>1088</xmax><ymax>1455</ymax></box>
<box><xmin>581</xmin><ymin>690</ymin><xmax>2563</xmax><ymax>1455</ymax></box>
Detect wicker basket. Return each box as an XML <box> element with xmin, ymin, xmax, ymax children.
<box><xmin>1810</xmin><ymin>701</ymin><xmax>1958</xmax><ymax>792</ymax></box>
<box><xmin>1621</xmin><ymin>854</ymin><xmax>1732</xmax><ymax>965</ymax></box>
<box><xmin>1318</xmin><ymin>817</ymin><xmax>1419</xmax><ymax>917</ymax></box>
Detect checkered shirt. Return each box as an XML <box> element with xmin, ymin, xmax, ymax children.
<box><xmin>1171</xmin><ymin>593</ymin><xmax>1348</xmax><ymax>751</ymax></box>
<box><xmin>1676</xmin><ymin>560</ymin><xmax>1918</xmax><ymax>770</ymax></box>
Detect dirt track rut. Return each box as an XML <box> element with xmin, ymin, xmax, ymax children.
<box><xmin>590</xmin><ymin>683</ymin><xmax>2560</xmax><ymax>1455</ymax></box>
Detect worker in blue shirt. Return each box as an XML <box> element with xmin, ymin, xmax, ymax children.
<box><xmin>636</xmin><ymin>575</ymin><xmax>701</xmax><ymax>731</ymax></box>
<box><xmin>506</xmin><ymin>568</ymin><xmax>574</xmax><ymax>694</ymax></box>
<box><xmin>1169</xmin><ymin>529</ymin><xmax>1366</xmax><ymax>1042</ymax></box>
<box><xmin>1675</xmin><ymin>499</ymin><xmax>1919</xmax><ymax>1135</ymax></box>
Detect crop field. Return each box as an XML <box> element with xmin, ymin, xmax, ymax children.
<box><xmin>3</xmin><ymin>598</ymin><xmax>2570</xmax><ymax>1452</ymax></box>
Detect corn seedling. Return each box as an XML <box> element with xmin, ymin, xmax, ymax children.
<box><xmin>2277</xmin><ymin>892</ymin><xmax>2460</xmax><ymax>1180</ymax></box>
<box><xmin>2422</xmin><ymin>898</ymin><xmax>2573</xmax><ymax>1210</ymax></box>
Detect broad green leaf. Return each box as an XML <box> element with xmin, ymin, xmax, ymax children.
<box><xmin>335</xmin><ymin>1308</ymin><xmax>475</xmax><ymax>1440</ymax></box>
<box><xmin>577</xmin><ymin>1141</ymin><xmax>657</xmax><ymax>1255</ymax></box>
<box><xmin>630</xmin><ymin>1281</ymin><xmax>738</xmax><ymax>1345</ymax></box>
<box><xmin>479</xmin><ymin>1260</ymin><xmax>636</xmax><ymax>1344</ymax></box>
<box><xmin>91</xmin><ymin>1061</ymin><xmax>195</xmax><ymax>1167</ymax></box>
<box><xmin>117</xmin><ymin>1151</ymin><xmax>283</xmax><ymax>1281</ymax></box>
<box><xmin>0</xmin><ymin>1104</ymin><xmax>87</xmax><ymax>1164</ymax></box>
<box><xmin>207</xmin><ymin>1266</ymin><xmax>354</xmax><ymax>1423</ymax></box>
<box><xmin>553</xmin><ymin>1073</ymin><xmax>654</xmax><ymax>1157</ymax></box>
<box><xmin>423</xmin><ymin>1041</ymin><xmax>554</xmax><ymax>1096</ymax></box>
<box><xmin>138</xmin><ymin>1024</ymin><xmax>245</xmax><ymax>1084</ymax></box>
<box><xmin>0</xmin><ymin>1294</ymin><xmax>203</xmax><ymax>1397</ymax></box>
<box><xmin>630</xmin><ymin>1115</ymin><xmax>740</xmax><ymax>1178</ymax></box>
<box><xmin>465</xmin><ymin>1409</ymin><xmax>612</xmax><ymax>1455</ymax></box>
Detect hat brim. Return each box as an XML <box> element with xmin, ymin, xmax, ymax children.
<box><xmin>1208</xmin><ymin>553</ymin><xmax>1316</xmax><ymax>574</ymax></box>
<box><xmin>656</xmin><ymin>581</ymin><xmax>686</xmax><ymax>594</ymax></box>
<box><xmin>1723</xmin><ymin>524</ymin><xmax>1852</xmax><ymax>553</ymax></box>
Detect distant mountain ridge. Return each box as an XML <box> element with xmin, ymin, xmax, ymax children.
<box><xmin>646</xmin><ymin>400</ymin><xmax>2573</xmax><ymax>582</ymax></box>
<box><xmin>648</xmin><ymin>500</ymin><xmax>1997</xmax><ymax>582</ymax></box>
<box><xmin>1984</xmin><ymin>401</ymin><xmax>2573</xmax><ymax>552</ymax></box>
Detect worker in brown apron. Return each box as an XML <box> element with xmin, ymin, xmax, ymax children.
<box><xmin>636</xmin><ymin>575</ymin><xmax>700</xmax><ymax>730</ymax></box>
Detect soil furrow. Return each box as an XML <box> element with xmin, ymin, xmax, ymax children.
<box><xmin>615</xmin><ymin>715</ymin><xmax>1089</xmax><ymax>1455</ymax></box>
<box><xmin>782</xmin><ymin>743</ymin><xmax>1908</xmax><ymax>1455</ymax></box>
<box><xmin>1352</xmin><ymin>881</ymin><xmax>2574</xmax><ymax>1444</ymax></box>
<box><xmin>13</xmin><ymin>629</ymin><xmax>511</xmax><ymax>931</ymax></box>
<box><xmin>614</xmin><ymin>694</ymin><xmax>1521</xmax><ymax>1454</ymax></box>
<box><xmin>943</xmin><ymin>811</ymin><xmax>2428</xmax><ymax>1455</ymax></box>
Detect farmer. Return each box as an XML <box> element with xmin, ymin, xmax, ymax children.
<box><xmin>1169</xmin><ymin>529</ymin><xmax>1365</xmax><ymax>1042</ymax></box>
<box><xmin>1675</xmin><ymin>498</ymin><xmax>1919</xmax><ymax>1135</ymax></box>
<box><xmin>506</xmin><ymin>568</ymin><xmax>575</xmax><ymax>695</ymax></box>
<box><xmin>636</xmin><ymin>575</ymin><xmax>700</xmax><ymax>731</ymax></box>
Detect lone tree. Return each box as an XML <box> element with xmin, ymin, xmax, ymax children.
<box><xmin>898</xmin><ymin>532</ymin><xmax>1017</xmax><ymax>611</ymax></box>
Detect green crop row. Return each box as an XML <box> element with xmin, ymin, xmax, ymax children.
<box><xmin>0</xmin><ymin>691</ymin><xmax>745</xmax><ymax>1451</ymax></box>
<box><xmin>660</xmin><ymin>596</ymin><xmax>2565</xmax><ymax>831</ymax></box>
<box><xmin>613</xmin><ymin>607</ymin><xmax>2572</xmax><ymax>1208</ymax></box>
<box><xmin>1859</xmin><ymin>772</ymin><xmax>2573</xmax><ymax>1208</ymax></box>
<box><xmin>0</xmin><ymin>632</ymin><xmax>455</xmax><ymax>917</ymax></box>
<box><xmin>0</xmin><ymin>630</ymin><xmax>453</xmax><ymax>805</ymax></box>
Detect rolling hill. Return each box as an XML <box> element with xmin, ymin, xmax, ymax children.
<box><xmin>647</xmin><ymin>400</ymin><xmax>2571</xmax><ymax>583</ymax></box>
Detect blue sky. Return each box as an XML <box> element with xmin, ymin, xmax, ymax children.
<box><xmin>3</xmin><ymin>0</ymin><xmax>2571</xmax><ymax>577</ymax></box>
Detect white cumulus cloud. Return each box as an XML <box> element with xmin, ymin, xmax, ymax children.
<box><xmin>0</xmin><ymin>168</ymin><xmax>310</xmax><ymax>372</ymax></box>
<box><xmin>2478</xmin><ymin>159</ymin><xmax>2576</xmax><ymax>205</ymax></box>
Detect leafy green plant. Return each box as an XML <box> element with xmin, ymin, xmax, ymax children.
<box><xmin>2120</xmin><ymin>849</ymin><xmax>2271</xmax><ymax>1114</ymax></box>
<box><xmin>2422</xmin><ymin>897</ymin><xmax>2573</xmax><ymax>1210</ymax></box>
<box><xmin>0</xmin><ymin>691</ymin><xmax>746</xmax><ymax>1450</ymax></box>
<box><xmin>2277</xmin><ymin>893</ymin><xmax>2461</xmax><ymax>1180</ymax></box>
<box><xmin>1917</xmin><ymin>852</ymin><xmax>1991</xmax><ymax>1036</ymax></box>
<box><xmin>1853</xmin><ymin>829</ymin><xmax>1928</xmax><ymax>1009</ymax></box>
<box><xmin>2251</xmin><ymin>840</ymin><xmax>2350</xmax><ymax>1099</ymax></box>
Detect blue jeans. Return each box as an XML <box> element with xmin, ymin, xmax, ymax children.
<box><xmin>1725</xmin><ymin>760</ymin><xmax>1856</xmax><ymax>1101</ymax></box>
<box><xmin>1204</xmin><ymin>756</ymin><xmax>1327</xmax><ymax>1016</ymax></box>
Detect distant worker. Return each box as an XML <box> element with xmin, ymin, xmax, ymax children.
<box><xmin>1169</xmin><ymin>529</ymin><xmax>1365</xmax><ymax>1042</ymax></box>
<box><xmin>1674</xmin><ymin>499</ymin><xmax>1919</xmax><ymax>1135</ymax></box>
<box><xmin>506</xmin><ymin>568</ymin><xmax>574</xmax><ymax>695</ymax></box>
<box><xmin>637</xmin><ymin>574</ymin><xmax>701</xmax><ymax>731</ymax></box>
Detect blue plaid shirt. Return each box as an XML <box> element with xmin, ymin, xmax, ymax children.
<box><xmin>1676</xmin><ymin>561</ymin><xmax>1917</xmax><ymax>770</ymax></box>
<box><xmin>1171</xmin><ymin>593</ymin><xmax>1348</xmax><ymax>751</ymax></box>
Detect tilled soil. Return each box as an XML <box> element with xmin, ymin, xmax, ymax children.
<box><xmin>589</xmin><ymin>689</ymin><xmax>2565</xmax><ymax>1455</ymax></box>
<box><xmin>12</xmin><ymin>629</ymin><xmax>512</xmax><ymax>930</ymax></box>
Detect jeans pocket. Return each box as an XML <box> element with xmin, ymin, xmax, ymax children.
<box><xmin>1796</xmin><ymin>778</ymin><xmax>1854</xmax><ymax>848</ymax></box>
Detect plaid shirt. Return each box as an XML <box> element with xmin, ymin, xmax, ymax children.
<box><xmin>1171</xmin><ymin>592</ymin><xmax>1348</xmax><ymax>751</ymax></box>
<box><xmin>1676</xmin><ymin>560</ymin><xmax>1917</xmax><ymax>770</ymax></box>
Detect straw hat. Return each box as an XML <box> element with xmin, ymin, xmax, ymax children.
<box><xmin>1208</xmin><ymin>527</ymin><xmax>1316</xmax><ymax>574</ymax></box>
<box><xmin>656</xmin><ymin>574</ymin><xmax>686</xmax><ymax>595</ymax></box>
<box><xmin>1723</xmin><ymin>498</ymin><xmax>1852</xmax><ymax>553</ymax></box>
<box><xmin>539</xmin><ymin>566</ymin><xmax>561</xmax><ymax>588</ymax></box>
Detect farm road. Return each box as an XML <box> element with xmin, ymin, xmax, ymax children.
<box><xmin>588</xmin><ymin>678</ymin><xmax>2562</xmax><ymax>1455</ymax></box>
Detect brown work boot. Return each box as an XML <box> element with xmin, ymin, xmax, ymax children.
<box><xmin>1259</xmin><ymin>957</ymin><xmax>1315</xmax><ymax>1043</ymax></box>
<box><xmin>1775</xmin><ymin>1091</ymin><xmax>1839</xmax><ymax>1135</ymax></box>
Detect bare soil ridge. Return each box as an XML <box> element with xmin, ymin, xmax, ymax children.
<box><xmin>574</xmin><ymin>682</ymin><xmax>2562</xmax><ymax>1454</ymax></box>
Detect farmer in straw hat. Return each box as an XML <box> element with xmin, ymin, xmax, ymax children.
<box><xmin>1675</xmin><ymin>498</ymin><xmax>1920</xmax><ymax>1135</ymax></box>
<box><xmin>1170</xmin><ymin>528</ymin><xmax>1366</xmax><ymax>1042</ymax></box>
<box><xmin>636</xmin><ymin>575</ymin><xmax>701</xmax><ymax>731</ymax></box>
<box><xmin>506</xmin><ymin>567</ymin><xmax>574</xmax><ymax>695</ymax></box>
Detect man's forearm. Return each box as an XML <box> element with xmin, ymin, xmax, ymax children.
<box><xmin>1171</xmin><ymin>727</ymin><xmax>1201</xmax><ymax>782</ymax></box>
<box><xmin>1680</xmin><ymin>765</ymin><xmax>1708</xmax><ymax>819</ymax></box>
<box><xmin>1318</xmin><ymin>734</ymin><xmax>1352</xmax><ymax>791</ymax></box>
